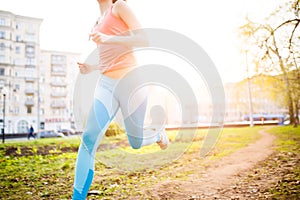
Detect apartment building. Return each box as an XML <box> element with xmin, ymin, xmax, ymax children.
<box><xmin>0</xmin><ymin>10</ymin><xmax>79</xmax><ymax>134</ymax></box>
<box><xmin>40</xmin><ymin>50</ymin><xmax>79</xmax><ymax>131</ymax></box>
<box><xmin>0</xmin><ymin>10</ymin><xmax>43</xmax><ymax>134</ymax></box>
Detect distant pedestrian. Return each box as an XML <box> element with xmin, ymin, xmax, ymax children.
<box><xmin>27</xmin><ymin>125</ymin><xmax>35</xmax><ymax>140</ymax></box>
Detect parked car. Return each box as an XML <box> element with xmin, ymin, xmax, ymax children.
<box><xmin>283</xmin><ymin>115</ymin><xmax>300</xmax><ymax>125</ymax></box>
<box><xmin>37</xmin><ymin>130</ymin><xmax>65</xmax><ymax>138</ymax></box>
<box><xmin>57</xmin><ymin>129</ymin><xmax>76</xmax><ymax>136</ymax></box>
<box><xmin>243</xmin><ymin>114</ymin><xmax>285</xmax><ymax>124</ymax></box>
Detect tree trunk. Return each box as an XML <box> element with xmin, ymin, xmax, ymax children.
<box><xmin>271</xmin><ymin>33</ymin><xmax>295</xmax><ymax>125</ymax></box>
<box><xmin>294</xmin><ymin>100</ymin><xmax>299</xmax><ymax>127</ymax></box>
<box><xmin>282</xmin><ymin>71</ymin><xmax>295</xmax><ymax>125</ymax></box>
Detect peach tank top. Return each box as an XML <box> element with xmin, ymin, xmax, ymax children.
<box><xmin>94</xmin><ymin>5</ymin><xmax>137</xmax><ymax>78</ymax></box>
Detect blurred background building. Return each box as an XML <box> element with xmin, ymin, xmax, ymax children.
<box><xmin>0</xmin><ymin>10</ymin><xmax>79</xmax><ymax>134</ymax></box>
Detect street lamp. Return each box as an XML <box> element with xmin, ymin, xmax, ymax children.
<box><xmin>245</xmin><ymin>51</ymin><xmax>254</xmax><ymax>127</ymax></box>
<box><xmin>0</xmin><ymin>86</ymin><xmax>7</xmax><ymax>143</ymax></box>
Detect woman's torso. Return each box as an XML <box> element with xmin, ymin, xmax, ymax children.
<box><xmin>94</xmin><ymin>5</ymin><xmax>137</xmax><ymax>79</ymax></box>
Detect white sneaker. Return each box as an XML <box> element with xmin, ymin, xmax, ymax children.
<box><xmin>157</xmin><ymin>130</ymin><xmax>169</xmax><ymax>150</ymax></box>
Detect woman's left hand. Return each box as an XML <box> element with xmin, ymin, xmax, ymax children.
<box><xmin>89</xmin><ymin>32</ymin><xmax>111</xmax><ymax>44</ymax></box>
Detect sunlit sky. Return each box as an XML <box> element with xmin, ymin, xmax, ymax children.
<box><xmin>0</xmin><ymin>0</ymin><xmax>283</xmax><ymax>83</ymax></box>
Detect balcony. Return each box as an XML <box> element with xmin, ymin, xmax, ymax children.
<box><xmin>25</xmin><ymin>88</ymin><xmax>35</xmax><ymax>94</ymax></box>
<box><xmin>0</xmin><ymin>60</ymin><xmax>10</xmax><ymax>65</ymax></box>
<box><xmin>51</xmin><ymin>101</ymin><xmax>66</xmax><ymax>108</ymax></box>
<box><xmin>51</xmin><ymin>91</ymin><xmax>67</xmax><ymax>97</ymax></box>
<box><xmin>0</xmin><ymin>23</ymin><xmax>10</xmax><ymax>28</ymax></box>
<box><xmin>25</xmin><ymin>77</ymin><xmax>35</xmax><ymax>82</ymax></box>
<box><xmin>51</xmin><ymin>71</ymin><xmax>66</xmax><ymax>76</ymax></box>
<box><xmin>25</xmin><ymin>99</ymin><xmax>34</xmax><ymax>106</ymax></box>
<box><xmin>51</xmin><ymin>60</ymin><xmax>66</xmax><ymax>65</ymax></box>
<box><xmin>51</xmin><ymin>81</ymin><xmax>67</xmax><ymax>87</ymax></box>
<box><xmin>51</xmin><ymin>55</ymin><xmax>66</xmax><ymax>65</ymax></box>
<box><xmin>25</xmin><ymin>64</ymin><xmax>36</xmax><ymax>68</ymax></box>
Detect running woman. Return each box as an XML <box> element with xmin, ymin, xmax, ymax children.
<box><xmin>72</xmin><ymin>0</ymin><xmax>169</xmax><ymax>199</ymax></box>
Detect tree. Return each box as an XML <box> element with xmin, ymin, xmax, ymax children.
<box><xmin>232</xmin><ymin>74</ymin><xmax>285</xmax><ymax>117</ymax></box>
<box><xmin>238</xmin><ymin>0</ymin><xmax>300</xmax><ymax>126</ymax></box>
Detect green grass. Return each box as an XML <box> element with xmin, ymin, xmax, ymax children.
<box><xmin>269</xmin><ymin>125</ymin><xmax>300</xmax><ymax>152</ymax></box>
<box><xmin>0</xmin><ymin>126</ymin><xmax>264</xmax><ymax>199</ymax></box>
<box><xmin>2</xmin><ymin>137</ymin><xmax>80</xmax><ymax>151</ymax></box>
<box><xmin>266</xmin><ymin>125</ymin><xmax>300</xmax><ymax>198</ymax></box>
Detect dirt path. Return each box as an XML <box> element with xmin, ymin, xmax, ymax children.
<box><xmin>145</xmin><ymin>127</ymin><xmax>276</xmax><ymax>200</ymax></box>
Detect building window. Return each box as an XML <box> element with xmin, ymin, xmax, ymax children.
<box><xmin>0</xmin><ymin>43</ymin><xmax>5</xmax><ymax>51</ymax></box>
<box><xmin>14</xmin><ymin>58</ymin><xmax>22</xmax><ymax>65</ymax></box>
<box><xmin>17</xmin><ymin>120</ymin><xmax>28</xmax><ymax>133</ymax></box>
<box><xmin>40</xmin><ymin>122</ymin><xmax>45</xmax><ymax>130</ymax></box>
<box><xmin>0</xmin><ymin>55</ymin><xmax>5</xmax><ymax>63</ymax></box>
<box><xmin>15</xmin><ymin>46</ymin><xmax>21</xmax><ymax>54</ymax></box>
<box><xmin>25</xmin><ymin>68</ymin><xmax>34</xmax><ymax>77</ymax></box>
<box><xmin>26</xmin><ymin>57</ymin><xmax>36</xmax><ymax>66</ymax></box>
<box><xmin>39</xmin><ymin>96</ymin><xmax>44</xmax><ymax>103</ymax></box>
<box><xmin>26</xmin><ymin>82</ymin><xmax>33</xmax><ymax>89</ymax></box>
<box><xmin>15</xmin><ymin>107</ymin><xmax>20</xmax><ymax>114</ymax></box>
<box><xmin>0</xmin><ymin>79</ymin><xmax>4</xmax><ymax>87</ymax></box>
<box><xmin>0</xmin><ymin>31</ymin><xmax>5</xmax><ymax>39</ymax></box>
<box><xmin>0</xmin><ymin>18</ymin><xmax>5</xmax><ymax>26</ymax></box>
<box><xmin>51</xmin><ymin>55</ymin><xmax>66</xmax><ymax>64</ymax></box>
<box><xmin>16</xmin><ymin>46</ymin><xmax>21</xmax><ymax>54</ymax></box>
<box><xmin>0</xmin><ymin>68</ymin><xmax>4</xmax><ymax>76</ymax></box>
<box><xmin>27</xmin><ymin>106</ymin><xmax>32</xmax><ymax>114</ymax></box>
<box><xmin>16</xmin><ymin>22</ymin><xmax>22</xmax><ymax>30</ymax></box>
<box><xmin>40</xmin><ymin>76</ymin><xmax>45</xmax><ymax>83</ymax></box>
<box><xmin>26</xmin><ymin>46</ymin><xmax>35</xmax><ymax>55</ymax></box>
<box><xmin>52</xmin><ymin>65</ymin><xmax>65</xmax><ymax>73</ymax></box>
<box><xmin>25</xmin><ymin>33</ymin><xmax>35</xmax><ymax>42</ymax></box>
<box><xmin>27</xmin><ymin>24</ymin><xmax>36</xmax><ymax>33</ymax></box>
<box><xmin>15</xmin><ymin>84</ymin><xmax>20</xmax><ymax>90</ymax></box>
<box><xmin>16</xmin><ymin>35</ymin><xmax>21</xmax><ymax>42</ymax></box>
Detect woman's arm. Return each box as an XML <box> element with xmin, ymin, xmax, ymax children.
<box><xmin>77</xmin><ymin>62</ymin><xmax>105</xmax><ymax>74</ymax></box>
<box><xmin>90</xmin><ymin>0</ymin><xmax>148</xmax><ymax>47</ymax></box>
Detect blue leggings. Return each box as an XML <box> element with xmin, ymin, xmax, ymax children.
<box><xmin>72</xmin><ymin>75</ymin><xmax>160</xmax><ymax>200</ymax></box>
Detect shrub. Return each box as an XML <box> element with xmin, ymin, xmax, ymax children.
<box><xmin>105</xmin><ymin>122</ymin><xmax>125</xmax><ymax>137</ymax></box>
